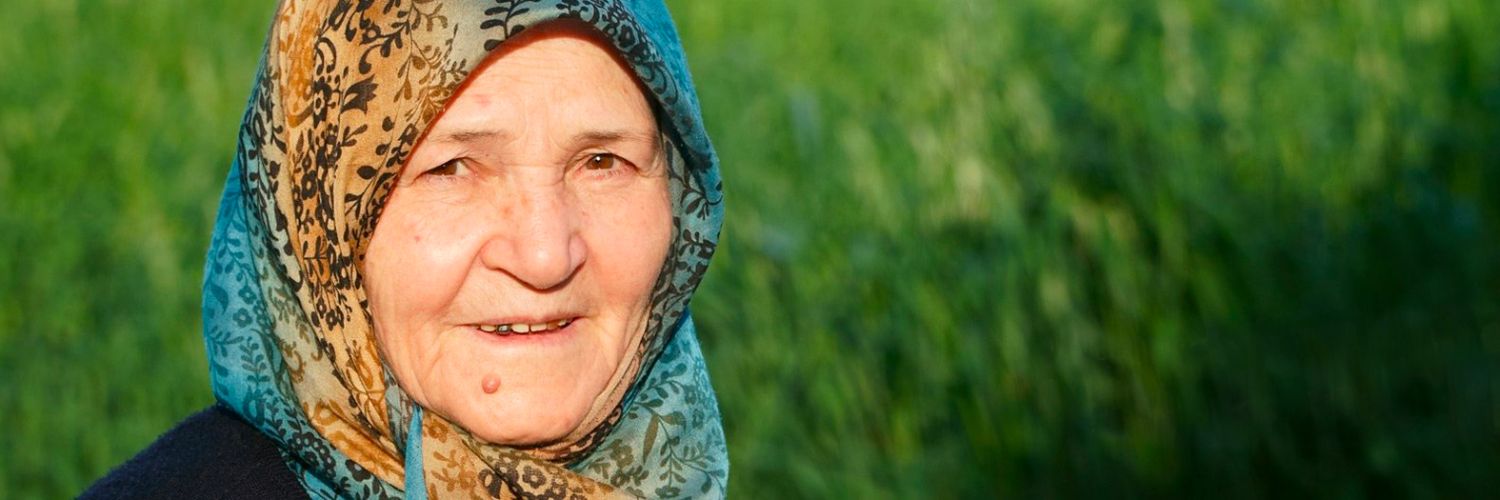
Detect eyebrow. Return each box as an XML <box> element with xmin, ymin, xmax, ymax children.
<box><xmin>571</xmin><ymin>129</ymin><xmax>655</xmax><ymax>145</ymax></box>
<box><xmin>429</xmin><ymin>128</ymin><xmax>655</xmax><ymax>147</ymax></box>
<box><xmin>432</xmin><ymin>129</ymin><xmax>506</xmax><ymax>144</ymax></box>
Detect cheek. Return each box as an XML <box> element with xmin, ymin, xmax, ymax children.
<box><xmin>584</xmin><ymin>182</ymin><xmax>673</xmax><ymax>308</ymax></box>
<box><xmin>364</xmin><ymin>198</ymin><xmax>480</xmax><ymax>354</ymax></box>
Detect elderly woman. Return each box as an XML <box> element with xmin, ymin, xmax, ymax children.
<box><xmin>85</xmin><ymin>0</ymin><xmax>726</xmax><ymax>498</ymax></box>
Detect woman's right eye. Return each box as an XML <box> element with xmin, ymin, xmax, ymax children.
<box><xmin>425</xmin><ymin>159</ymin><xmax>463</xmax><ymax>177</ymax></box>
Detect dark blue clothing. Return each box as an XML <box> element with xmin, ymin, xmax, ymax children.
<box><xmin>82</xmin><ymin>405</ymin><xmax>306</xmax><ymax>499</ymax></box>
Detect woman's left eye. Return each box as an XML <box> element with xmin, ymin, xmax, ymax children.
<box><xmin>579</xmin><ymin>151</ymin><xmax>639</xmax><ymax>171</ymax></box>
<box><xmin>584</xmin><ymin>153</ymin><xmax>620</xmax><ymax>171</ymax></box>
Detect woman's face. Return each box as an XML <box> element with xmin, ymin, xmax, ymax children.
<box><xmin>364</xmin><ymin>23</ymin><xmax>672</xmax><ymax>446</ymax></box>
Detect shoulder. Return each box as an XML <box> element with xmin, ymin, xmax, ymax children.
<box><xmin>82</xmin><ymin>404</ymin><xmax>309</xmax><ymax>499</ymax></box>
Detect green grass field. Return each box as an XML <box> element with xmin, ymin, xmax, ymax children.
<box><xmin>3</xmin><ymin>0</ymin><xmax>1498</xmax><ymax>497</ymax></box>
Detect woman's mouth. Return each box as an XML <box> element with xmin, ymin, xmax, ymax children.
<box><xmin>473</xmin><ymin>317</ymin><xmax>575</xmax><ymax>336</ymax></box>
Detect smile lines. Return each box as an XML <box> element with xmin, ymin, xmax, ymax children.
<box><xmin>476</xmin><ymin>318</ymin><xmax>574</xmax><ymax>335</ymax></box>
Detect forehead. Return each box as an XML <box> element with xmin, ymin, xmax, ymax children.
<box><xmin>432</xmin><ymin>23</ymin><xmax>655</xmax><ymax>135</ymax></box>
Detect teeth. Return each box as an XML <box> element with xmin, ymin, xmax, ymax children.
<box><xmin>476</xmin><ymin>318</ymin><xmax>575</xmax><ymax>335</ymax></box>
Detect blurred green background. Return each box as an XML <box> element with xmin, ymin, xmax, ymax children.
<box><xmin>2</xmin><ymin>0</ymin><xmax>1498</xmax><ymax>497</ymax></box>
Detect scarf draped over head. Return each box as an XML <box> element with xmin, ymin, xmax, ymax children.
<box><xmin>201</xmin><ymin>0</ymin><xmax>726</xmax><ymax>497</ymax></box>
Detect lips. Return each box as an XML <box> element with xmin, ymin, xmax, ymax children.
<box><xmin>473</xmin><ymin>317</ymin><xmax>575</xmax><ymax>335</ymax></box>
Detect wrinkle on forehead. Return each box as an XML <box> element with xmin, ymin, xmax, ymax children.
<box><xmin>420</xmin><ymin>20</ymin><xmax>653</xmax><ymax>141</ymax></box>
<box><xmin>413</xmin><ymin>19</ymin><xmax>658</xmax><ymax>169</ymax></box>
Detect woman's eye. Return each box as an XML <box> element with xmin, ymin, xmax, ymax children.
<box><xmin>426</xmin><ymin>159</ymin><xmax>462</xmax><ymax>176</ymax></box>
<box><xmin>585</xmin><ymin>153</ymin><xmax>618</xmax><ymax>170</ymax></box>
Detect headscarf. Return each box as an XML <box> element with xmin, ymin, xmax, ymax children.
<box><xmin>200</xmin><ymin>0</ymin><xmax>726</xmax><ymax>497</ymax></box>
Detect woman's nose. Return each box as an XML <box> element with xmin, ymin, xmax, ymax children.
<box><xmin>479</xmin><ymin>184</ymin><xmax>586</xmax><ymax>291</ymax></box>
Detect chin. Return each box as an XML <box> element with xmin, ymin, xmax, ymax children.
<box><xmin>463</xmin><ymin>396</ymin><xmax>586</xmax><ymax>447</ymax></box>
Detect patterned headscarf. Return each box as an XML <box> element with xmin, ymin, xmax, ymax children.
<box><xmin>201</xmin><ymin>0</ymin><xmax>726</xmax><ymax>497</ymax></box>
